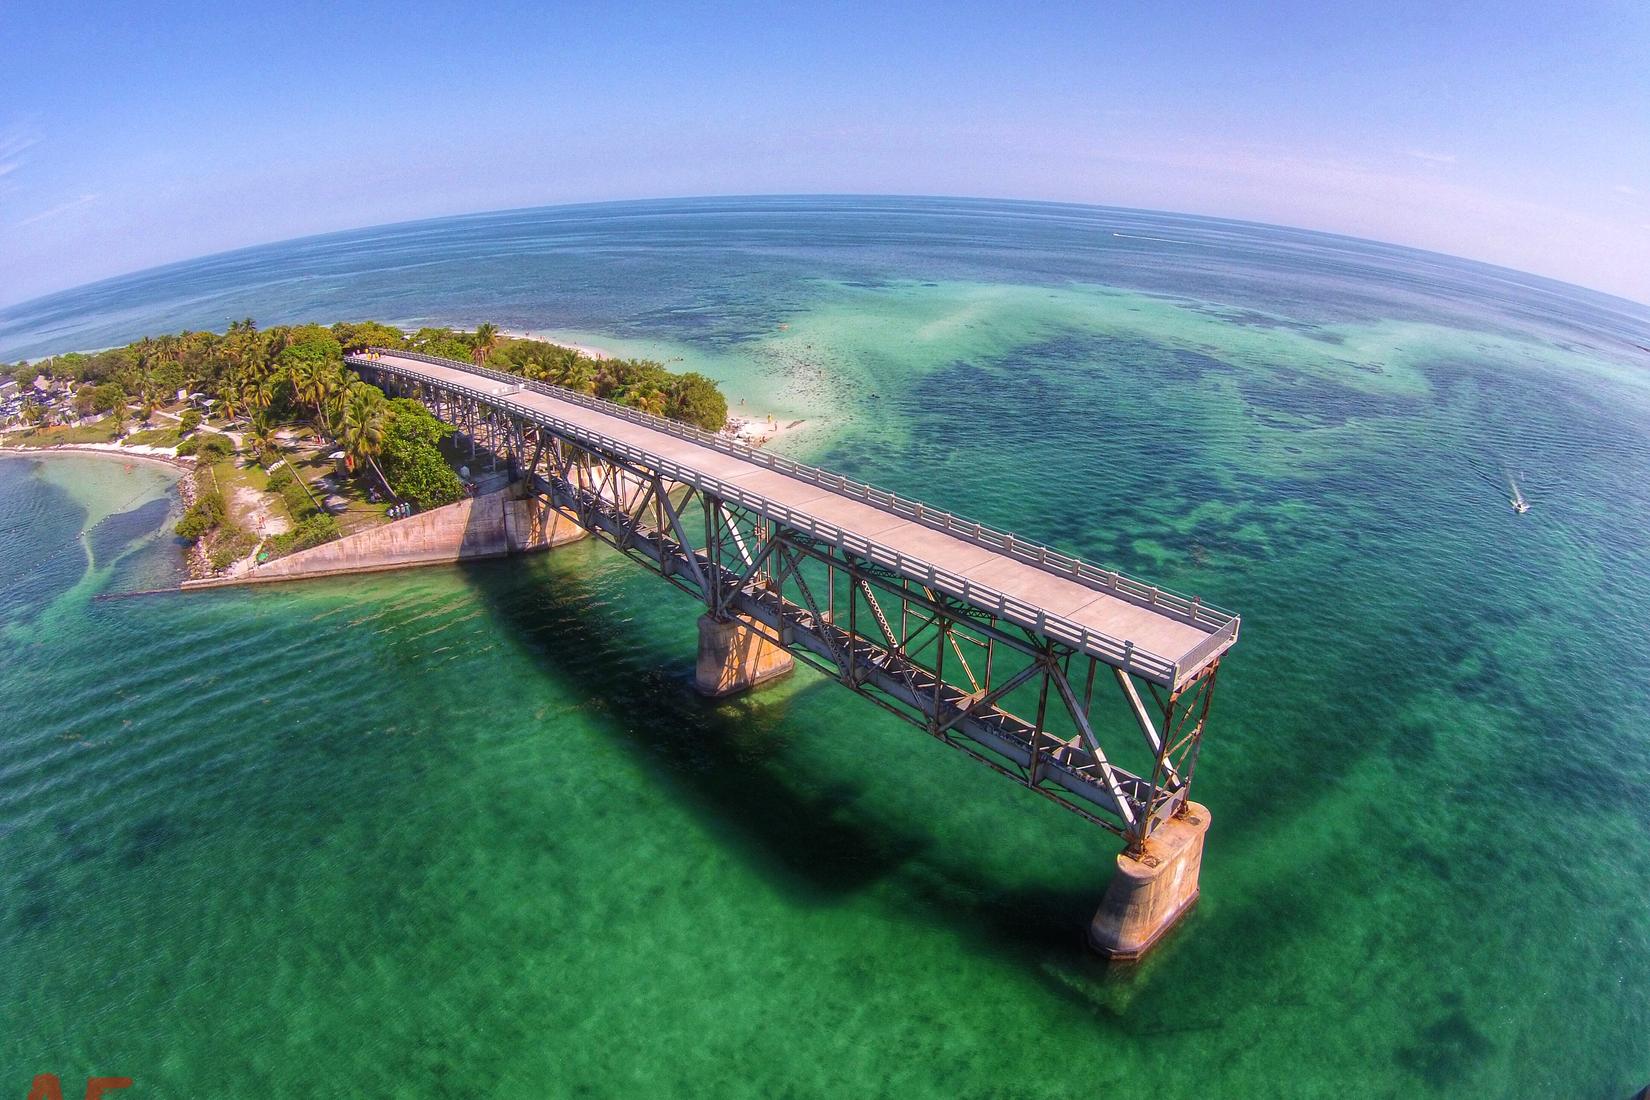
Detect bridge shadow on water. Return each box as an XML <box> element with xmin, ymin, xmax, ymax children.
<box><xmin>454</xmin><ymin>553</ymin><xmax>1154</xmax><ymax>1013</ymax></box>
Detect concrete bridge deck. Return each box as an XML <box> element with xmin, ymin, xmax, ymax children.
<box><xmin>351</xmin><ymin>350</ymin><xmax>1238</xmax><ymax>689</ymax></box>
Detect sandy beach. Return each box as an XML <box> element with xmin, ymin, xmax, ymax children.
<box><xmin>491</xmin><ymin>329</ymin><xmax>812</xmax><ymax>446</ymax></box>
<box><xmin>722</xmin><ymin>413</ymin><xmax>810</xmax><ymax>447</ymax></box>
<box><xmin>498</xmin><ymin>328</ymin><xmax>614</xmax><ymax>360</ymax></box>
<box><xmin>0</xmin><ymin>441</ymin><xmax>193</xmax><ymax>473</ymax></box>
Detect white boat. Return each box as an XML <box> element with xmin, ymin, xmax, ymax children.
<box><xmin>1509</xmin><ymin>477</ymin><xmax>1530</xmax><ymax>514</ymax></box>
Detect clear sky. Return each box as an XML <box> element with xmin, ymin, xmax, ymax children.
<box><xmin>1</xmin><ymin>1</ymin><xmax>1647</xmax><ymax>306</ymax></box>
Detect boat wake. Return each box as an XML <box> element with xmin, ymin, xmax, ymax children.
<box><xmin>1467</xmin><ymin>459</ymin><xmax>1539</xmax><ymax>515</ymax></box>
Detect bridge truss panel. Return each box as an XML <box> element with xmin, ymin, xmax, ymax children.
<box><xmin>355</xmin><ymin>355</ymin><xmax>1237</xmax><ymax>848</ymax></box>
<box><xmin>349</xmin><ymin>351</ymin><xmax>1240</xmax><ymax>689</ymax></box>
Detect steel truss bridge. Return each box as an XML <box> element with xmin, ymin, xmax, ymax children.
<box><xmin>349</xmin><ymin>349</ymin><xmax>1240</xmax><ymax>851</ymax></box>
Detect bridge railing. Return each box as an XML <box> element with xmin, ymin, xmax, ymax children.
<box><xmin>351</xmin><ymin>349</ymin><xmax>1238</xmax><ymax>685</ymax></box>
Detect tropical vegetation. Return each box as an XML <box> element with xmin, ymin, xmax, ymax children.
<box><xmin>8</xmin><ymin>318</ymin><xmax>732</xmax><ymax>573</ymax></box>
<box><xmin>6</xmin><ymin>318</ymin><xmax>729</xmax><ymax>431</ymax></box>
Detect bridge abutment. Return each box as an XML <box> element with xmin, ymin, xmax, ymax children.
<box><xmin>181</xmin><ymin>479</ymin><xmax>587</xmax><ymax>589</ymax></box>
<box><xmin>694</xmin><ymin>614</ymin><xmax>794</xmax><ymax>697</ymax></box>
<box><xmin>1089</xmin><ymin>803</ymin><xmax>1209</xmax><ymax>959</ymax></box>
<box><xmin>502</xmin><ymin>484</ymin><xmax>588</xmax><ymax>552</ymax></box>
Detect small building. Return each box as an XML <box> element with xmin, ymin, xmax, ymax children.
<box><xmin>0</xmin><ymin>379</ymin><xmax>16</xmax><ymax>399</ymax></box>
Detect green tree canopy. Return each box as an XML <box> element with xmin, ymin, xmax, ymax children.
<box><xmin>379</xmin><ymin>398</ymin><xmax>463</xmax><ymax>510</ymax></box>
<box><xmin>470</xmin><ymin>322</ymin><xmax>500</xmax><ymax>365</ymax></box>
<box><xmin>666</xmin><ymin>372</ymin><xmax>728</xmax><ymax>431</ymax></box>
<box><xmin>276</xmin><ymin>333</ymin><xmax>344</xmax><ymax>373</ymax></box>
<box><xmin>91</xmin><ymin>381</ymin><xmax>126</xmax><ymax>413</ymax></box>
<box><xmin>332</xmin><ymin>321</ymin><xmax>410</xmax><ymax>353</ymax></box>
<box><xmin>409</xmin><ymin>327</ymin><xmax>475</xmax><ymax>363</ymax></box>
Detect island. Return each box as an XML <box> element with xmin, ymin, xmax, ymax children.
<box><xmin>0</xmin><ymin>320</ymin><xmax>730</xmax><ymax>581</ymax></box>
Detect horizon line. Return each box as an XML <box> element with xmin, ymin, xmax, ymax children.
<box><xmin>3</xmin><ymin>191</ymin><xmax>1648</xmax><ymax>321</ymax></box>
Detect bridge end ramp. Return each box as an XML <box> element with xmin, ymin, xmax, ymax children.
<box><xmin>1089</xmin><ymin>803</ymin><xmax>1210</xmax><ymax>959</ymax></box>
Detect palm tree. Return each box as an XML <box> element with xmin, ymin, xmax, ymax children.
<box><xmin>179</xmin><ymin>329</ymin><xmax>215</xmax><ymax>384</ymax></box>
<box><xmin>265</xmin><ymin>327</ymin><xmax>296</xmax><ymax>358</ymax></box>
<box><xmin>287</xmin><ymin>357</ymin><xmax>319</xmax><ymax>418</ymax></box>
<box><xmin>154</xmin><ymin>334</ymin><xmax>181</xmax><ymax>376</ymax></box>
<box><xmin>471</xmin><ymin>322</ymin><xmax>500</xmax><ymax>366</ymax></box>
<box><xmin>134</xmin><ymin>337</ymin><xmax>157</xmax><ymax>400</ymax></box>
<box><xmin>248</xmin><ymin>412</ymin><xmax>277</xmax><ymax>458</ymax></box>
<box><xmin>218</xmin><ymin>384</ymin><xmax>244</xmax><ymax>426</ymax></box>
<box><xmin>218</xmin><ymin>334</ymin><xmax>247</xmax><ymax>386</ymax></box>
<box><xmin>318</xmin><ymin>367</ymin><xmax>351</xmax><ymax>440</ymax></box>
<box><xmin>246</xmin><ymin>374</ymin><xmax>275</xmax><ymax>415</ymax></box>
<box><xmin>342</xmin><ymin>384</ymin><xmax>395</xmax><ymax>499</ymax></box>
<box><xmin>289</xmin><ymin>358</ymin><xmax>342</xmax><ymax>438</ymax></box>
<box><xmin>615</xmin><ymin>381</ymin><xmax>667</xmax><ymax>418</ymax></box>
<box><xmin>110</xmin><ymin>395</ymin><xmax>129</xmax><ymax>438</ymax></box>
<box><xmin>556</xmin><ymin>356</ymin><xmax>597</xmax><ymax>394</ymax></box>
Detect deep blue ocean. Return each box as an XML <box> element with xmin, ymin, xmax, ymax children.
<box><xmin>2</xmin><ymin>197</ymin><xmax>1648</xmax><ymax>1097</ymax></box>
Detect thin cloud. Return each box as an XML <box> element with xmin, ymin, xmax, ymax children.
<box><xmin>0</xmin><ymin>127</ymin><xmax>39</xmax><ymax>179</ymax></box>
<box><xmin>1405</xmin><ymin>149</ymin><xmax>1458</xmax><ymax>165</ymax></box>
<box><xmin>0</xmin><ymin>129</ymin><xmax>37</xmax><ymax>161</ymax></box>
<box><xmin>15</xmin><ymin>193</ymin><xmax>100</xmax><ymax>228</ymax></box>
<box><xmin>0</xmin><ymin>127</ymin><xmax>39</xmax><ymax>200</ymax></box>
<box><xmin>1615</xmin><ymin>183</ymin><xmax>1640</xmax><ymax>196</ymax></box>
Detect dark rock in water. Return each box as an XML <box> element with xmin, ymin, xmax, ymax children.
<box><xmin>86</xmin><ymin>496</ymin><xmax>172</xmax><ymax>567</ymax></box>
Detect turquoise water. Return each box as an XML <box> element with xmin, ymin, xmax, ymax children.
<box><xmin>2</xmin><ymin>198</ymin><xmax>1648</xmax><ymax>1096</ymax></box>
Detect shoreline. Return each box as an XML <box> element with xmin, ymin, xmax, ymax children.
<box><xmin>493</xmin><ymin>328</ymin><xmax>813</xmax><ymax>447</ymax></box>
<box><xmin>9</xmin><ymin>324</ymin><xmax>819</xmax><ymax>455</ymax></box>
<box><xmin>0</xmin><ymin>441</ymin><xmax>213</xmax><ymax>579</ymax></box>
<box><xmin>0</xmin><ymin>442</ymin><xmax>193</xmax><ymax>475</ymax></box>
<box><xmin>723</xmin><ymin>412</ymin><xmax>811</xmax><ymax>447</ymax></box>
<box><xmin>498</xmin><ymin>328</ymin><xmax>613</xmax><ymax>360</ymax></box>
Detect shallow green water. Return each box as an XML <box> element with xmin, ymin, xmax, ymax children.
<box><xmin>2</xmin><ymin>199</ymin><xmax>1648</xmax><ymax>1096</ymax></box>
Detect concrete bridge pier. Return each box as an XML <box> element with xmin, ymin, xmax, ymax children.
<box><xmin>502</xmin><ymin>484</ymin><xmax>588</xmax><ymax>552</ymax></box>
<box><xmin>694</xmin><ymin>614</ymin><xmax>795</xmax><ymax>697</ymax></box>
<box><xmin>1089</xmin><ymin>803</ymin><xmax>1210</xmax><ymax>959</ymax></box>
